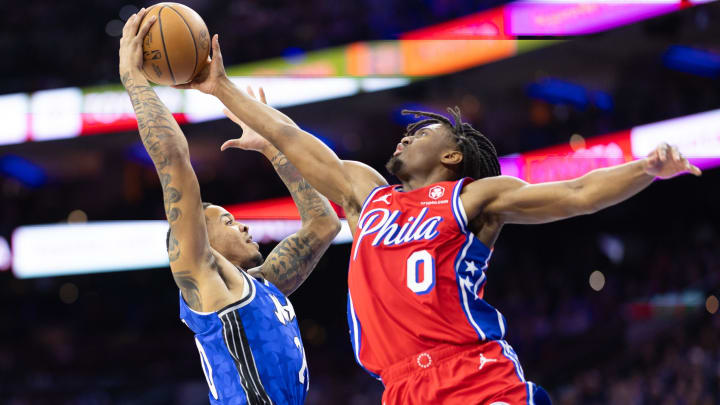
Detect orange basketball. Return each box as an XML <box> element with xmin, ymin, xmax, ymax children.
<box><xmin>139</xmin><ymin>3</ymin><xmax>210</xmax><ymax>86</ymax></box>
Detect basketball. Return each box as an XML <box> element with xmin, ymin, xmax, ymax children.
<box><xmin>140</xmin><ymin>2</ymin><xmax>210</xmax><ymax>86</ymax></box>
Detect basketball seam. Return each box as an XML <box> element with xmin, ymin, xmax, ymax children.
<box><xmin>157</xmin><ymin>6</ymin><xmax>177</xmax><ymax>85</ymax></box>
<box><xmin>165</xmin><ymin>5</ymin><xmax>200</xmax><ymax>81</ymax></box>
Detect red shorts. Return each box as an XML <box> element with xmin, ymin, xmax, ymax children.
<box><xmin>379</xmin><ymin>340</ymin><xmax>548</xmax><ymax>405</ymax></box>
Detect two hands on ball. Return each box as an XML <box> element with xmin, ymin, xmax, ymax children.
<box><xmin>117</xmin><ymin>8</ymin><xmax>270</xmax><ymax>153</ymax></box>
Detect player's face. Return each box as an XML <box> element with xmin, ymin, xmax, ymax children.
<box><xmin>204</xmin><ymin>205</ymin><xmax>263</xmax><ymax>269</ymax></box>
<box><xmin>386</xmin><ymin>123</ymin><xmax>458</xmax><ymax>179</ymax></box>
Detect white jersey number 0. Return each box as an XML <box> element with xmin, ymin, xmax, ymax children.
<box><xmin>406</xmin><ymin>250</ymin><xmax>436</xmax><ymax>295</ymax></box>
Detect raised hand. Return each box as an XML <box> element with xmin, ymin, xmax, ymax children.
<box><xmin>172</xmin><ymin>34</ymin><xmax>229</xmax><ymax>95</ymax></box>
<box><xmin>119</xmin><ymin>8</ymin><xmax>156</xmax><ymax>79</ymax></box>
<box><xmin>220</xmin><ymin>87</ymin><xmax>274</xmax><ymax>153</ymax></box>
<box><xmin>643</xmin><ymin>143</ymin><xmax>702</xmax><ymax>179</ymax></box>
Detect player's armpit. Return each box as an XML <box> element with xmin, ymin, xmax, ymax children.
<box><xmin>340</xmin><ymin>160</ymin><xmax>389</xmax><ymax>217</ymax></box>
<box><xmin>460</xmin><ymin>175</ymin><xmax>591</xmax><ymax>225</ymax></box>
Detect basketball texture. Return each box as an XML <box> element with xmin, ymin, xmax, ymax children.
<box><xmin>140</xmin><ymin>3</ymin><xmax>210</xmax><ymax>86</ymax></box>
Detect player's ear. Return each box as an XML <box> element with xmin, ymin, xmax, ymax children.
<box><xmin>441</xmin><ymin>150</ymin><xmax>463</xmax><ymax>166</ymax></box>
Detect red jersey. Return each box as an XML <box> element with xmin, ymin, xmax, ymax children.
<box><xmin>347</xmin><ymin>178</ymin><xmax>507</xmax><ymax>379</ymax></box>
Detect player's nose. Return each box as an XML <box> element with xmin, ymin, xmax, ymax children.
<box><xmin>401</xmin><ymin>135</ymin><xmax>413</xmax><ymax>146</ymax></box>
<box><xmin>238</xmin><ymin>222</ymin><xmax>249</xmax><ymax>233</ymax></box>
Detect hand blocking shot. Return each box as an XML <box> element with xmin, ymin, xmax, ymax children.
<box><xmin>119</xmin><ymin>7</ymin><xmax>340</xmax><ymax>405</ymax></box>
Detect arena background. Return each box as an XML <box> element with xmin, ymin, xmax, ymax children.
<box><xmin>1</xmin><ymin>1</ymin><xmax>719</xmax><ymax>404</ymax></box>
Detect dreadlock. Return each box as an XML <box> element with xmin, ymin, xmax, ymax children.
<box><xmin>401</xmin><ymin>106</ymin><xmax>501</xmax><ymax>180</ymax></box>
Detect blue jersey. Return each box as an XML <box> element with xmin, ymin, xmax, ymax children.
<box><xmin>179</xmin><ymin>271</ymin><xmax>309</xmax><ymax>405</ymax></box>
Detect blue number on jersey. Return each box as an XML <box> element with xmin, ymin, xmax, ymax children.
<box><xmin>179</xmin><ymin>271</ymin><xmax>309</xmax><ymax>405</ymax></box>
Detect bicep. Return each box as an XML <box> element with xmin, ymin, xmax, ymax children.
<box><xmin>162</xmin><ymin>157</ymin><xmax>212</xmax><ymax>270</ymax></box>
<box><xmin>484</xmin><ymin>177</ymin><xmax>587</xmax><ymax>224</ymax></box>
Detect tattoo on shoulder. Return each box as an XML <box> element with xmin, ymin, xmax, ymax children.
<box><xmin>173</xmin><ymin>270</ymin><xmax>202</xmax><ymax>309</ymax></box>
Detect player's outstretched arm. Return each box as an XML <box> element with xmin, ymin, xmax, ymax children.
<box><xmin>462</xmin><ymin>143</ymin><xmax>701</xmax><ymax>225</ymax></box>
<box><xmin>119</xmin><ymin>9</ymin><xmax>222</xmax><ymax>310</ymax></box>
<box><xmin>221</xmin><ymin>88</ymin><xmax>341</xmax><ymax>295</ymax></box>
<box><xmin>174</xmin><ymin>36</ymin><xmax>387</xmax><ymax>219</ymax></box>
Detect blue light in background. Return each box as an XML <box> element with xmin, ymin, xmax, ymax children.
<box><xmin>527</xmin><ymin>78</ymin><xmax>614</xmax><ymax>111</ymax></box>
<box><xmin>0</xmin><ymin>155</ymin><xmax>47</xmax><ymax>187</ymax></box>
<box><xmin>527</xmin><ymin>79</ymin><xmax>589</xmax><ymax>110</ymax></box>
<box><xmin>282</xmin><ymin>47</ymin><xmax>306</xmax><ymax>64</ymax></box>
<box><xmin>126</xmin><ymin>142</ymin><xmax>154</xmax><ymax>166</ymax></box>
<box><xmin>663</xmin><ymin>45</ymin><xmax>720</xmax><ymax>78</ymax></box>
<box><xmin>593</xmin><ymin>91</ymin><xmax>614</xmax><ymax>111</ymax></box>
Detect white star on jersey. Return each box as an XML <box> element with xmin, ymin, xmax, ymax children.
<box><xmin>460</xmin><ymin>276</ymin><xmax>473</xmax><ymax>292</ymax></box>
<box><xmin>465</xmin><ymin>260</ymin><xmax>479</xmax><ymax>276</ymax></box>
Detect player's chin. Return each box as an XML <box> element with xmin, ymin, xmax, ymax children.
<box><xmin>250</xmin><ymin>251</ymin><xmax>264</xmax><ymax>268</ymax></box>
<box><xmin>385</xmin><ymin>155</ymin><xmax>403</xmax><ymax>175</ymax></box>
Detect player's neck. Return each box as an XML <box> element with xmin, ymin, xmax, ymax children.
<box><xmin>399</xmin><ymin>170</ymin><xmax>454</xmax><ymax>192</ymax></box>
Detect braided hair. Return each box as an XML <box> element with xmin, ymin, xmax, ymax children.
<box><xmin>402</xmin><ymin>107</ymin><xmax>500</xmax><ymax>180</ymax></box>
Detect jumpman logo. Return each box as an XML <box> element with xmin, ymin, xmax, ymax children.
<box><xmin>478</xmin><ymin>353</ymin><xmax>497</xmax><ymax>370</ymax></box>
<box><xmin>372</xmin><ymin>194</ymin><xmax>391</xmax><ymax>205</ymax></box>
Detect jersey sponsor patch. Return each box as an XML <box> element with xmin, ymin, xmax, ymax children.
<box><xmin>428</xmin><ymin>185</ymin><xmax>445</xmax><ymax>200</ymax></box>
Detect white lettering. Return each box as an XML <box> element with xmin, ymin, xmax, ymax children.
<box><xmin>355</xmin><ymin>207</ymin><xmax>443</xmax><ymax>255</ymax></box>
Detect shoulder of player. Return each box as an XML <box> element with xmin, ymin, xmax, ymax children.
<box><xmin>461</xmin><ymin>175</ymin><xmax>525</xmax><ymax>197</ymax></box>
<box><xmin>460</xmin><ymin>175</ymin><xmax>526</xmax><ymax>217</ymax></box>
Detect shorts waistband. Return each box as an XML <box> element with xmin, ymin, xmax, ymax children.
<box><xmin>380</xmin><ymin>342</ymin><xmax>492</xmax><ymax>383</ymax></box>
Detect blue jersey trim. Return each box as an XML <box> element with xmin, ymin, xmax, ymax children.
<box><xmin>347</xmin><ymin>293</ymin><xmax>382</xmax><ymax>381</ymax></box>
<box><xmin>498</xmin><ymin>340</ymin><xmax>525</xmax><ymax>383</ymax></box>
<box><xmin>451</xmin><ymin>178</ymin><xmax>507</xmax><ymax>341</ymax></box>
<box><xmin>453</xmin><ymin>233</ymin><xmax>487</xmax><ymax>340</ymax></box>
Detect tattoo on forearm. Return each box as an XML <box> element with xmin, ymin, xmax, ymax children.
<box><xmin>173</xmin><ymin>270</ymin><xmax>202</xmax><ymax>309</ymax></box>
<box><xmin>263</xmin><ymin>231</ymin><xmax>324</xmax><ymax>295</ymax></box>
<box><xmin>122</xmin><ymin>71</ymin><xmax>187</xmax><ymax>257</ymax></box>
<box><xmin>270</xmin><ymin>152</ymin><xmax>334</xmax><ymax>222</ymax></box>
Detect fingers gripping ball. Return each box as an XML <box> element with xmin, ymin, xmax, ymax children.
<box><xmin>140</xmin><ymin>3</ymin><xmax>210</xmax><ymax>86</ymax></box>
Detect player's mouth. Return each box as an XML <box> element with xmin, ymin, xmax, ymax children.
<box><xmin>393</xmin><ymin>143</ymin><xmax>404</xmax><ymax>156</ymax></box>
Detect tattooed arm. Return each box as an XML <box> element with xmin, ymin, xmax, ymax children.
<box><xmin>119</xmin><ymin>9</ymin><xmax>227</xmax><ymax>310</ymax></box>
<box><xmin>221</xmin><ymin>88</ymin><xmax>340</xmax><ymax>295</ymax></box>
<box><xmin>256</xmin><ymin>149</ymin><xmax>341</xmax><ymax>295</ymax></box>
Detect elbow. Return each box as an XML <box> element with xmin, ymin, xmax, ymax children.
<box><xmin>275</xmin><ymin>122</ymin><xmax>301</xmax><ymax>142</ymax></box>
<box><xmin>161</xmin><ymin>143</ymin><xmax>190</xmax><ymax>162</ymax></box>
<box><xmin>310</xmin><ymin>216</ymin><xmax>342</xmax><ymax>243</ymax></box>
<box><xmin>567</xmin><ymin>180</ymin><xmax>599</xmax><ymax>216</ymax></box>
<box><xmin>573</xmin><ymin>193</ymin><xmax>601</xmax><ymax>216</ymax></box>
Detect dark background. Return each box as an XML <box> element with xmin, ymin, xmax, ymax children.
<box><xmin>1</xmin><ymin>1</ymin><xmax>719</xmax><ymax>404</ymax></box>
